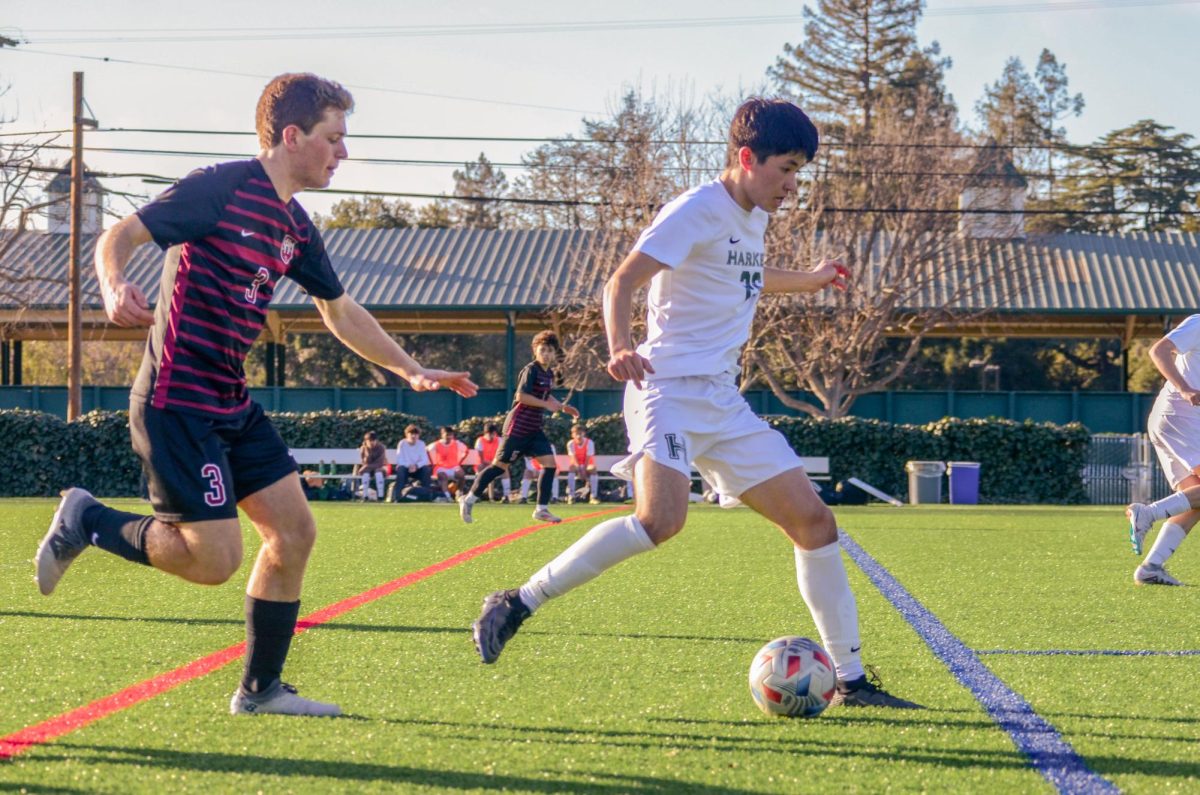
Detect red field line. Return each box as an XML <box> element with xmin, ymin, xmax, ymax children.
<box><xmin>0</xmin><ymin>508</ymin><xmax>621</xmax><ymax>760</ymax></box>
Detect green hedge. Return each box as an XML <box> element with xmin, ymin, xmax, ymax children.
<box><xmin>0</xmin><ymin>408</ymin><xmax>1091</xmax><ymax>503</ymax></box>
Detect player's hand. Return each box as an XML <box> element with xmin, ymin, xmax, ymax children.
<box><xmin>1182</xmin><ymin>388</ymin><xmax>1200</xmax><ymax>407</ymax></box>
<box><xmin>410</xmin><ymin>369</ymin><xmax>478</xmax><ymax>397</ymax></box>
<box><xmin>562</xmin><ymin>405</ymin><xmax>581</xmax><ymax>419</ymax></box>
<box><xmin>815</xmin><ymin>259</ymin><xmax>849</xmax><ymax>291</ymax></box>
<box><xmin>102</xmin><ymin>279</ymin><xmax>154</xmax><ymax>327</ymax></box>
<box><xmin>607</xmin><ymin>349</ymin><xmax>655</xmax><ymax>389</ymax></box>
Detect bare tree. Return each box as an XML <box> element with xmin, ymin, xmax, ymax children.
<box><xmin>537</xmin><ymin>89</ymin><xmax>727</xmax><ymax>391</ymax></box>
<box><xmin>746</xmin><ymin>96</ymin><xmax>1038</xmax><ymax>418</ymax></box>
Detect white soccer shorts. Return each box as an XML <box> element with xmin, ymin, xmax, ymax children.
<box><xmin>1147</xmin><ymin>391</ymin><xmax>1200</xmax><ymax>488</ymax></box>
<box><xmin>611</xmin><ymin>374</ymin><xmax>803</xmax><ymax>504</ymax></box>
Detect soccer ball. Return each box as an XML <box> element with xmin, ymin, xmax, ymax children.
<box><xmin>748</xmin><ymin>636</ymin><xmax>836</xmax><ymax>718</ymax></box>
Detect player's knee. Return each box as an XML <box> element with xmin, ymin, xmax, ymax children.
<box><xmin>637</xmin><ymin>509</ymin><xmax>686</xmax><ymax>545</ymax></box>
<box><xmin>789</xmin><ymin>502</ymin><xmax>837</xmax><ymax>546</ymax></box>
<box><xmin>193</xmin><ymin>548</ymin><xmax>242</xmax><ymax>585</ymax></box>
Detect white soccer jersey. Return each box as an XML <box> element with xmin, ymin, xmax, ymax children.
<box><xmin>1164</xmin><ymin>314</ymin><xmax>1200</xmax><ymax>396</ymax></box>
<box><xmin>632</xmin><ymin>180</ymin><xmax>770</xmax><ymax>380</ymax></box>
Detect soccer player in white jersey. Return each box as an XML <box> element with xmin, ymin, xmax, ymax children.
<box><xmin>1125</xmin><ymin>314</ymin><xmax>1200</xmax><ymax>585</ymax></box>
<box><xmin>472</xmin><ymin>98</ymin><xmax>922</xmax><ymax>709</ymax></box>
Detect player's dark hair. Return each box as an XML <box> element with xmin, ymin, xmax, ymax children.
<box><xmin>256</xmin><ymin>73</ymin><xmax>355</xmax><ymax>150</ymax></box>
<box><xmin>363</xmin><ymin>431</ymin><xmax>376</xmax><ymax>441</ymax></box>
<box><xmin>726</xmin><ymin>98</ymin><xmax>819</xmax><ymax>167</ymax></box>
<box><xmin>532</xmin><ymin>330</ymin><xmax>561</xmax><ymax>352</ymax></box>
<box><xmin>439</xmin><ymin>426</ymin><xmax>455</xmax><ymax>436</ymax></box>
<box><xmin>484</xmin><ymin>423</ymin><xmax>499</xmax><ymax>434</ymax></box>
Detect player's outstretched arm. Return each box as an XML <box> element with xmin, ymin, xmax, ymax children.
<box><xmin>95</xmin><ymin>215</ymin><xmax>156</xmax><ymax>327</ymax></box>
<box><xmin>762</xmin><ymin>260</ymin><xmax>848</xmax><ymax>295</ymax></box>
<box><xmin>314</xmin><ymin>294</ymin><xmax>478</xmax><ymax>397</ymax></box>
<box><xmin>603</xmin><ymin>251</ymin><xmax>665</xmax><ymax>388</ymax></box>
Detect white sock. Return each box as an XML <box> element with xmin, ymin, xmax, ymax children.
<box><xmin>590</xmin><ymin>474</ymin><xmax>600</xmax><ymax>496</ymax></box>
<box><xmin>794</xmin><ymin>543</ymin><xmax>863</xmax><ymax>683</ymax></box>
<box><xmin>464</xmin><ymin>492</ymin><xmax>478</xmax><ymax>505</ymax></box>
<box><xmin>568</xmin><ymin>472</ymin><xmax>577</xmax><ymax>494</ymax></box>
<box><xmin>502</xmin><ymin>479</ymin><xmax>512</xmax><ymax>497</ymax></box>
<box><xmin>520</xmin><ymin>480</ymin><xmax>531</xmax><ymax>499</ymax></box>
<box><xmin>1150</xmin><ymin>492</ymin><xmax>1192</xmax><ymax>521</ymax></box>
<box><xmin>375</xmin><ymin>472</ymin><xmax>384</xmax><ymax>495</ymax></box>
<box><xmin>518</xmin><ymin>514</ymin><xmax>655</xmax><ymax>612</ymax></box>
<box><xmin>1145</xmin><ymin>522</ymin><xmax>1188</xmax><ymax>568</ymax></box>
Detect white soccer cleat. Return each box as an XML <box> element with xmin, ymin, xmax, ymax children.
<box><xmin>459</xmin><ymin>493</ymin><xmax>476</xmax><ymax>524</ymax></box>
<box><xmin>1134</xmin><ymin>563</ymin><xmax>1183</xmax><ymax>586</ymax></box>
<box><xmin>531</xmin><ymin>507</ymin><xmax>562</xmax><ymax>524</ymax></box>
<box><xmin>1126</xmin><ymin>503</ymin><xmax>1154</xmax><ymax>555</ymax></box>
<box><xmin>35</xmin><ymin>488</ymin><xmax>99</xmax><ymax>596</ymax></box>
<box><xmin>229</xmin><ymin>681</ymin><xmax>341</xmax><ymax>717</ymax></box>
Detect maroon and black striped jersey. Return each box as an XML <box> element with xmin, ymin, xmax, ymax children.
<box><xmin>503</xmin><ymin>361</ymin><xmax>556</xmax><ymax>437</ymax></box>
<box><xmin>132</xmin><ymin>159</ymin><xmax>344</xmax><ymax>417</ymax></box>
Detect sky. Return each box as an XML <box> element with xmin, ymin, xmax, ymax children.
<box><xmin>3</xmin><ymin>0</ymin><xmax>1199</xmax><ymax>226</ymax></box>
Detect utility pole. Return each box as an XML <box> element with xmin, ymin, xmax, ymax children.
<box><xmin>68</xmin><ymin>72</ymin><xmax>97</xmax><ymax>421</ymax></box>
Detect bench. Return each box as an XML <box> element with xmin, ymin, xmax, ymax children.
<box><xmin>291</xmin><ymin>447</ymin><xmax>483</xmax><ymax>498</ymax></box>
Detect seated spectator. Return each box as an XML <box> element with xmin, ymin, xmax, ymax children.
<box><xmin>428</xmin><ymin>426</ymin><xmax>468</xmax><ymax>502</ymax></box>
<box><xmin>358</xmin><ymin>431</ymin><xmax>388</xmax><ymax>501</ymax></box>
<box><xmin>519</xmin><ymin>444</ymin><xmax>560</xmax><ymax>504</ymax></box>
<box><xmin>393</xmin><ymin>424</ymin><xmax>433</xmax><ymax>501</ymax></box>
<box><xmin>474</xmin><ymin>423</ymin><xmax>512</xmax><ymax>502</ymax></box>
<box><xmin>566</xmin><ymin>424</ymin><xmax>601</xmax><ymax>504</ymax></box>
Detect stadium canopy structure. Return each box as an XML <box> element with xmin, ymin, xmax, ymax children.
<box><xmin>1</xmin><ymin>227</ymin><xmax>1197</xmax><ymax>387</ymax></box>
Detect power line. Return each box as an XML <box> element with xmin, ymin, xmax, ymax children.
<box><xmin>6</xmin><ymin>48</ymin><xmax>597</xmax><ymax>115</ymax></box>
<box><xmin>14</xmin><ymin>2</ymin><xmax>1199</xmax><ymax>43</ymax></box>
<box><xmin>71</xmin><ymin>130</ymin><xmax>1200</xmax><ymax>156</ymax></box>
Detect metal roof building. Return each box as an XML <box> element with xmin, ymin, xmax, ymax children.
<box><xmin>1</xmin><ymin>226</ymin><xmax>1197</xmax><ymax>345</ymax></box>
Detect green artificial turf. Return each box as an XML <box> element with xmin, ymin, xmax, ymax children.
<box><xmin>1</xmin><ymin>499</ymin><xmax>1197</xmax><ymax>793</ymax></box>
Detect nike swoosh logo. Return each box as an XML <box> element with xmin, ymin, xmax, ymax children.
<box><xmin>729</xmin><ymin>236</ymin><xmax>740</xmax><ymax>244</ymax></box>
<box><xmin>850</xmin><ymin>646</ymin><xmax>862</xmax><ymax>654</ymax></box>
<box><xmin>240</xmin><ymin>229</ymin><xmax>254</xmax><ymax>237</ymax></box>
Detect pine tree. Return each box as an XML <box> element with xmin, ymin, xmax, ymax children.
<box><xmin>1044</xmin><ymin>120</ymin><xmax>1200</xmax><ymax>233</ymax></box>
<box><xmin>768</xmin><ymin>0</ymin><xmax>927</xmax><ymax>135</ymax></box>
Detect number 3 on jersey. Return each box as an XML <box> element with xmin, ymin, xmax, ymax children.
<box><xmin>740</xmin><ymin>270</ymin><xmax>762</xmax><ymax>300</ymax></box>
<box><xmin>201</xmin><ymin>463</ymin><xmax>227</xmax><ymax>507</ymax></box>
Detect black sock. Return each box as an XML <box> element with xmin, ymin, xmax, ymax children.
<box><xmin>242</xmin><ymin>596</ymin><xmax>300</xmax><ymax>695</ymax></box>
<box><xmin>537</xmin><ymin>467</ymin><xmax>557</xmax><ymax>505</ymax></box>
<box><xmin>82</xmin><ymin>505</ymin><xmax>152</xmax><ymax>565</ymax></box>
<box><xmin>471</xmin><ymin>465</ymin><xmax>506</xmax><ymax>498</ymax></box>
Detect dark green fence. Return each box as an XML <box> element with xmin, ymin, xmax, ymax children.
<box><xmin>0</xmin><ymin>385</ymin><xmax>1159</xmax><ymax>433</ymax></box>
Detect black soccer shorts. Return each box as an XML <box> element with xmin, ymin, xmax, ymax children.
<box><xmin>494</xmin><ymin>431</ymin><xmax>554</xmax><ymax>466</ymax></box>
<box><xmin>130</xmin><ymin>400</ymin><xmax>298</xmax><ymax>524</ymax></box>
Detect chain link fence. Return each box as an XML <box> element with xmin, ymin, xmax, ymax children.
<box><xmin>1084</xmin><ymin>434</ymin><xmax>1173</xmax><ymax>505</ymax></box>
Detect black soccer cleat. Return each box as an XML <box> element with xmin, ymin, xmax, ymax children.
<box><xmin>472</xmin><ymin>589</ymin><xmax>531</xmax><ymax>664</ymax></box>
<box><xmin>829</xmin><ymin>667</ymin><xmax>924</xmax><ymax>709</ymax></box>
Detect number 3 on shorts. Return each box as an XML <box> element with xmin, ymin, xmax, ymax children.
<box><xmin>201</xmin><ymin>463</ymin><xmax>227</xmax><ymax>507</ymax></box>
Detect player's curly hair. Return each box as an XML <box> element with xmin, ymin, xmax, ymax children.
<box><xmin>256</xmin><ymin>73</ymin><xmax>355</xmax><ymax>150</ymax></box>
<box><xmin>532</xmin><ymin>330</ymin><xmax>562</xmax><ymax>352</ymax></box>
<box><xmin>726</xmin><ymin>97</ymin><xmax>819</xmax><ymax>167</ymax></box>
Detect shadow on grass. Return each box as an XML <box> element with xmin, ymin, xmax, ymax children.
<box><xmin>43</xmin><ymin>744</ymin><xmax>759</xmax><ymax>794</ymax></box>
<box><xmin>0</xmin><ymin>784</ymin><xmax>94</xmax><ymax>794</ymax></box>
<box><xmin>383</xmin><ymin>717</ymin><xmax>1032</xmax><ymax>771</ymax></box>
<box><xmin>0</xmin><ymin>611</ymin><xmax>463</xmax><ymax>635</ymax></box>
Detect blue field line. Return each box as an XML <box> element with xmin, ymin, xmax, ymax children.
<box><xmin>838</xmin><ymin>530</ymin><xmax>1119</xmax><ymax>795</ymax></box>
<box><xmin>978</xmin><ymin>649</ymin><xmax>1200</xmax><ymax>657</ymax></box>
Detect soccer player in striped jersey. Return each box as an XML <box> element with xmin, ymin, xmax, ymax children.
<box><xmin>460</xmin><ymin>331</ymin><xmax>578</xmax><ymax>524</ymax></box>
<box><xmin>34</xmin><ymin>73</ymin><xmax>477</xmax><ymax>718</ymax></box>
